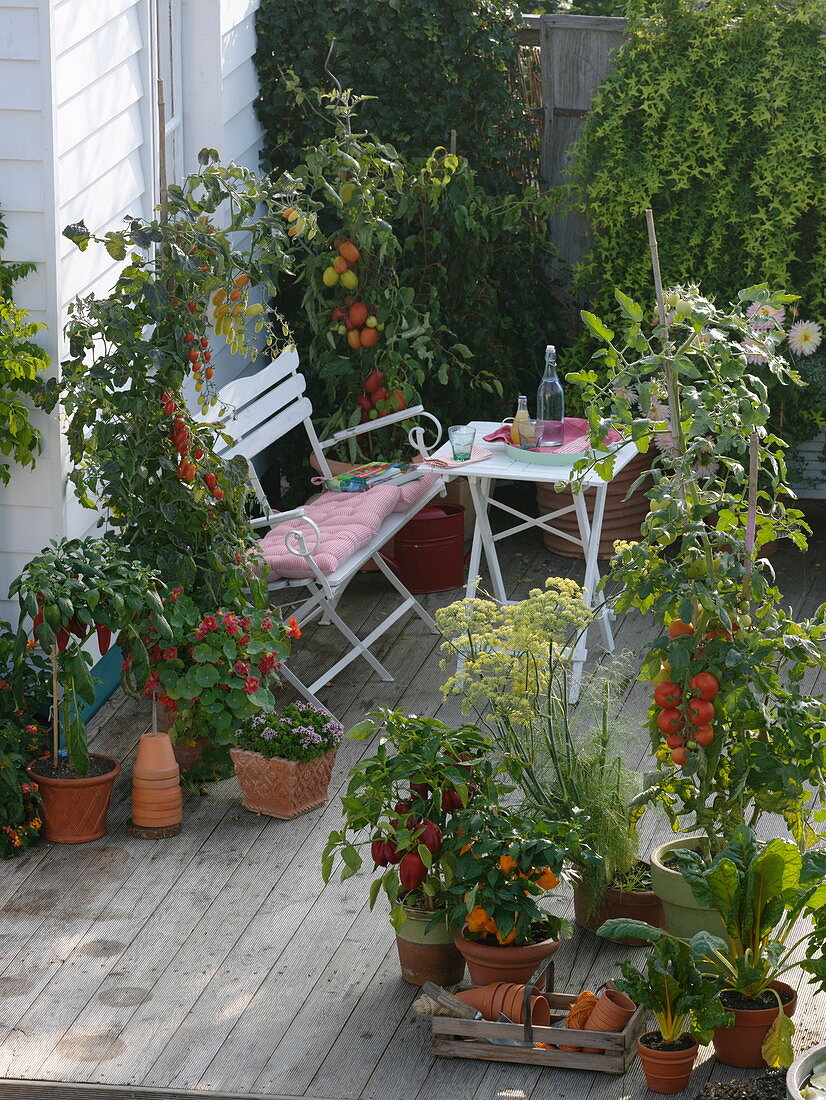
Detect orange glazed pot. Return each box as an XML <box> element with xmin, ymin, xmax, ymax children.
<box><xmin>453</xmin><ymin>926</ymin><xmax>561</xmax><ymax>988</ymax></box>
<box><xmin>26</xmin><ymin>754</ymin><xmax>121</xmax><ymax>844</ymax></box>
<box><xmin>230</xmin><ymin>747</ymin><xmax>337</xmax><ymax>819</ymax></box>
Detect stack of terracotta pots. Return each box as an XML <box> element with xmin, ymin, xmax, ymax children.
<box><xmin>131</xmin><ymin>732</ymin><xmax>183</xmax><ymax>829</ymax></box>
<box><xmin>456</xmin><ymin>982</ymin><xmax>552</xmax><ymax>1025</ymax></box>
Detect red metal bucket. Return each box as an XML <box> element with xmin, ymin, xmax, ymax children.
<box><xmin>392</xmin><ymin>503</ymin><xmax>465</xmax><ymax>594</ymax></box>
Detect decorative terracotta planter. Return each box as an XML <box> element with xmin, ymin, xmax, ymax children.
<box><xmin>230</xmin><ymin>746</ymin><xmax>337</xmax><ymax>819</ymax></box>
<box><xmin>713</xmin><ymin>981</ymin><xmax>797</xmax><ymax>1068</ymax></box>
<box><xmin>25</xmin><ymin>754</ymin><xmax>121</xmax><ymax>844</ymax></box>
<box><xmin>573</xmin><ymin>865</ymin><xmax>667</xmax><ymax>945</ymax></box>
<box><xmin>395</xmin><ymin>907</ymin><xmax>465</xmax><ymax>987</ymax></box>
<box><xmin>453</xmin><ymin>926</ymin><xmax>561</xmax><ymax>988</ymax></box>
<box><xmin>535</xmin><ymin>450</ymin><xmax>652</xmax><ymax>559</ymax></box>
<box><xmin>637</xmin><ymin>1032</ymin><xmax>699</xmax><ymax>1093</ymax></box>
<box><xmin>650</xmin><ymin>837</ymin><xmax>727</xmax><ymax>940</ymax></box>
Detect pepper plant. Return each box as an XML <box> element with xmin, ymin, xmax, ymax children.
<box><xmin>322</xmin><ymin>710</ymin><xmax>498</xmax><ymax>930</ymax></box>
<box><xmin>570</xmin><ymin>282</ymin><xmax>826</xmax><ymax>857</ymax></box>
<box><xmin>9</xmin><ymin>538</ymin><xmax>167</xmax><ymax>774</ymax></box>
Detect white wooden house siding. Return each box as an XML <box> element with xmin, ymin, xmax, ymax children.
<box><xmin>0</xmin><ymin>0</ymin><xmax>264</xmax><ymax>624</ymax></box>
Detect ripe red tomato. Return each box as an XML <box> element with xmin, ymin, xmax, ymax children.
<box><xmin>364</xmin><ymin>369</ymin><xmax>384</xmax><ymax>394</ymax></box>
<box><xmin>356</xmin><ymin>395</ymin><xmax>372</xmax><ymax>413</ymax></box>
<box><xmin>200</xmin><ymin>337</ymin><xmax>209</xmax><ymax>348</ymax></box>
<box><xmin>690</xmin><ymin>672</ymin><xmax>719</xmax><ymax>701</ymax></box>
<box><xmin>188</xmin><ymin>349</ymin><xmax>199</xmax><ymax>363</ymax></box>
<box><xmin>203</xmin><ymin>351</ymin><xmax>212</xmax><ymax>362</ymax></box>
<box><xmin>688</xmin><ymin>698</ymin><xmax>715</xmax><ymax>726</ymax></box>
<box><xmin>668</xmin><ymin>619</ymin><xmax>695</xmax><ymax>639</ymax></box>
<box><xmin>671</xmin><ymin>747</ymin><xmax>688</xmax><ymax>766</ymax></box>
<box><xmin>204</xmin><ymin>472</ymin><xmax>217</xmax><ymax>490</ymax></box>
<box><xmin>186</xmin><ymin>301</ymin><xmax>197</xmax><ymax>313</ymax></box>
<box><xmin>654</xmin><ymin>681</ymin><xmax>682</xmax><ymax>708</ymax></box>
<box><xmin>657</xmin><ymin>708</ymin><xmax>686</xmax><ymax>735</ymax></box>
<box><xmin>163</xmin><ymin>401</ymin><xmax>176</xmax><ymax>417</ymax></box>
<box><xmin>184</xmin><ymin>333</ymin><xmax>195</xmax><ymax>343</ymax></box>
<box><xmin>212</xmin><ymin>487</ymin><xmax>224</xmax><ymax>501</ymax></box>
<box><xmin>693</xmin><ymin>724</ymin><xmax>714</xmax><ymax>747</ymax></box>
<box><xmin>666</xmin><ymin>734</ymin><xmax>686</xmax><ymax>750</ymax></box>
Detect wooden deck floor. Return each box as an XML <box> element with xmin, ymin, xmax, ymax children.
<box><xmin>1</xmin><ymin>495</ymin><xmax>825</xmax><ymax>1100</ymax></box>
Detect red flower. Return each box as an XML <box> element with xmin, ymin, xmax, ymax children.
<box><xmin>261</xmin><ymin>617</ymin><xmax>273</xmax><ymax>630</ymax></box>
<box><xmin>161</xmin><ymin>647</ymin><xmax>178</xmax><ymax>660</ymax></box>
<box><xmin>243</xmin><ymin>675</ymin><xmax>260</xmax><ymax>694</ymax></box>
<box><xmin>239</xmin><ymin>634</ymin><xmax>250</xmax><ymax>646</ymax></box>
<box><xmin>159</xmin><ymin>694</ymin><xmax>178</xmax><ymax>712</ymax></box>
<box><xmin>240</xmin><ymin>616</ymin><xmax>251</xmax><ymax>631</ymax></box>
<box><xmin>287</xmin><ymin>617</ymin><xmax>302</xmax><ymax>640</ymax></box>
<box><xmin>234</xmin><ymin>660</ymin><xmax>251</xmax><ymax>677</ymax></box>
<box><xmin>201</xmin><ymin>615</ymin><xmax>218</xmax><ymax>633</ymax></box>
<box><xmin>257</xmin><ymin>652</ymin><xmax>278</xmax><ymax>675</ymax></box>
<box><xmin>0</xmin><ymin>680</ymin><xmax>9</xmax><ymax>691</ymax></box>
<box><xmin>168</xmin><ymin>587</ymin><xmax>183</xmax><ymax>603</ymax></box>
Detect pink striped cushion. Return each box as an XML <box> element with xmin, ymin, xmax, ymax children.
<box><xmin>393</xmin><ymin>472</ymin><xmax>441</xmax><ymax>511</ymax></box>
<box><xmin>259</xmin><ymin>485</ymin><xmax>402</xmax><ymax>578</ymax></box>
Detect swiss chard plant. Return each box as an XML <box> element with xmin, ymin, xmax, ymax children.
<box><xmin>598</xmin><ymin>825</ymin><xmax>826</xmax><ymax>1067</ymax></box>
<box><xmin>613</xmin><ymin>936</ymin><xmax>732</xmax><ymax>1046</ymax></box>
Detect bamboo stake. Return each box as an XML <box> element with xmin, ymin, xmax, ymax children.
<box><xmin>743</xmin><ymin>429</ymin><xmax>759</xmax><ymax>596</ymax></box>
<box><xmin>157</xmin><ymin>78</ymin><xmax>168</xmax><ymax>222</ymax></box>
<box><xmin>51</xmin><ymin>645</ymin><xmax>59</xmax><ymax>768</ymax></box>
<box><xmin>450</xmin><ymin>129</ymin><xmax>457</xmax><ymax>156</ymax></box>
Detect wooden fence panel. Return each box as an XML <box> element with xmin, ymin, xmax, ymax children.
<box><xmin>522</xmin><ymin>14</ymin><xmax>627</xmax><ymax>305</ymax></box>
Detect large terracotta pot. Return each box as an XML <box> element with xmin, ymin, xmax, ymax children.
<box><xmin>650</xmin><ymin>837</ymin><xmax>727</xmax><ymax>940</ymax></box>
<box><xmin>453</xmin><ymin>926</ymin><xmax>561</xmax><ymax>988</ymax></box>
<box><xmin>395</xmin><ymin>906</ymin><xmax>465</xmax><ymax>987</ymax></box>
<box><xmin>535</xmin><ymin>450</ymin><xmax>651</xmax><ymax>559</ymax></box>
<box><xmin>582</xmin><ymin>987</ymin><xmax>636</xmax><ymax>1033</ymax></box>
<box><xmin>573</xmin><ymin>864</ymin><xmax>667</xmax><ymax>945</ymax></box>
<box><xmin>637</xmin><ymin>1033</ymin><xmax>699</xmax><ymax>1094</ymax></box>
<box><xmin>230</xmin><ymin>747</ymin><xmax>337</xmax><ymax>819</ymax></box>
<box><xmin>25</xmin><ymin>754</ymin><xmax>121</xmax><ymax>844</ymax></box>
<box><xmin>713</xmin><ymin>981</ymin><xmax>797</xmax><ymax>1068</ymax></box>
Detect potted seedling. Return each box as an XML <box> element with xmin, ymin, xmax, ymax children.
<box><xmin>598</xmin><ymin>825</ymin><xmax>826</xmax><ymax>1069</ymax></box>
<box><xmin>10</xmin><ymin>537</ymin><xmax>165</xmax><ymax>842</ymax></box>
<box><xmin>323</xmin><ymin>710</ymin><xmax>499</xmax><ymax>986</ymax></box>
<box><xmin>610</xmin><ymin>936</ymin><xmax>732</xmax><ymax>1093</ymax></box>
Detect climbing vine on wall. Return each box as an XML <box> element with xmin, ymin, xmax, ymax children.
<box><xmin>568</xmin><ymin>0</ymin><xmax>826</xmax><ymax>443</ymax></box>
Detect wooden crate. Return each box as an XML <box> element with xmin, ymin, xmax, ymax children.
<box><xmin>431</xmin><ymin>991</ymin><xmax>646</xmax><ymax>1073</ymax></box>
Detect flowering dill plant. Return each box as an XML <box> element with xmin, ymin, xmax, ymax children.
<box><xmin>435</xmin><ymin>577</ymin><xmax>591</xmax><ymax>722</ymax></box>
<box><xmin>235</xmin><ymin>702</ymin><xmax>343</xmax><ymax>762</ymax></box>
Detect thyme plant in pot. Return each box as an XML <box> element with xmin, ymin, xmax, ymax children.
<box><xmin>231</xmin><ymin>701</ymin><xmax>343</xmax><ymax>819</ymax></box>
<box><xmin>570</xmin><ymin>278</ymin><xmax>826</xmax><ymax>933</ymax></box>
<box><xmin>10</xmin><ymin>538</ymin><xmax>166</xmax><ymax>842</ymax></box>
<box><xmin>612</xmin><ymin>937</ymin><xmax>732</xmax><ymax>1093</ymax></box>
<box><xmin>443</xmin><ymin>806</ymin><xmax>569</xmax><ymax>988</ymax></box>
<box><xmin>599</xmin><ymin>826</ymin><xmax>826</xmax><ymax>1069</ymax></box>
<box><xmin>323</xmin><ymin>710</ymin><xmax>499</xmax><ymax>986</ymax></box>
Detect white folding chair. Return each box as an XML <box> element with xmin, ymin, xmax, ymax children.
<box><xmin>203</xmin><ymin>347</ymin><xmax>446</xmax><ymax>708</ymax></box>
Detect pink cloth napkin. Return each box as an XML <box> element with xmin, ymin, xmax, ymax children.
<box><xmin>427</xmin><ymin>445</ymin><xmax>493</xmax><ymax>469</ymax></box>
<box><xmin>484</xmin><ymin>417</ymin><xmax>621</xmax><ymax>454</ymax></box>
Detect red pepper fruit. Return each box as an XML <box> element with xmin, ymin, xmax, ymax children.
<box><xmin>415</xmin><ymin>820</ymin><xmax>443</xmax><ymax>856</ymax></box>
<box><xmin>668</xmin><ymin>619</ymin><xmax>695</xmax><ymax>639</ymax></box>
<box><xmin>67</xmin><ymin>617</ymin><xmax>86</xmax><ymax>638</ymax></box>
<box><xmin>371</xmin><ymin>838</ymin><xmax>390</xmax><ymax>867</ymax></box>
<box><xmin>690</xmin><ymin>672</ymin><xmax>719</xmax><ymax>701</ymax></box>
<box><xmin>654</xmin><ymin>681</ymin><xmax>682</xmax><ymax>708</ymax></box>
<box><xmin>399</xmin><ymin>851</ymin><xmax>428</xmax><ymax>891</ymax></box>
<box><xmin>96</xmin><ymin>623</ymin><xmax>112</xmax><ymax>655</ymax></box>
<box><xmin>688</xmin><ymin>698</ymin><xmax>715</xmax><ymax>726</ymax></box>
<box><xmin>410</xmin><ymin>782</ymin><xmax>430</xmax><ymax>800</ymax></box>
<box><xmin>441</xmin><ymin>787</ymin><xmax>464</xmax><ymax>812</ymax></box>
<box><xmin>657</xmin><ymin>708</ymin><xmax>686</xmax><ymax>735</ymax></box>
<box><xmin>385</xmin><ymin>839</ymin><xmax>403</xmax><ymax>865</ymax></box>
<box><xmin>56</xmin><ymin>629</ymin><xmax>70</xmax><ymax>652</ymax></box>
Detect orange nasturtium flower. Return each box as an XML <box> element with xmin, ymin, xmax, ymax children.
<box><xmin>534</xmin><ymin>867</ymin><xmax>560</xmax><ymax>890</ymax></box>
<box><xmin>499</xmin><ymin>854</ymin><xmax>518</xmax><ymax>874</ymax></box>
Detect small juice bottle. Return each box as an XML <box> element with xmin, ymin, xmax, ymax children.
<box><xmin>510</xmin><ymin>395</ymin><xmax>530</xmax><ymax>446</ymax></box>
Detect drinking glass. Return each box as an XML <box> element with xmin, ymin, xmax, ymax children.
<box><xmin>517</xmin><ymin>419</ymin><xmax>539</xmax><ymax>450</ymax></box>
<box><xmin>448</xmin><ymin>425</ymin><xmax>476</xmax><ymax>460</ymax></box>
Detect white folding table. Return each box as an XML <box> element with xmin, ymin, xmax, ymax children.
<box><xmin>418</xmin><ymin>421</ymin><xmax>641</xmax><ymax>691</ymax></box>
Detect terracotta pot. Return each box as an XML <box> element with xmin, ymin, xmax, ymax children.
<box><xmin>455</xmin><ymin>985</ymin><xmax>496</xmax><ymax>1017</ymax></box>
<box><xmin>501</xmin><ymin>984</ymin><xmax>551</xmax><ymax>1026</ymax></box>
<box><xmin>582</xmin><ymin>987</ymin><xmax>636</xmax><ymax>1033</ymax></box>
<box><xmin>394</xmin><ymin>906</ymin><xmax>465</xmax><ymax>987</ymax></box>
<box><xmin>713</xmin><ymin>981</ymin><xmax>797</xmax><ymax>1068</ymax></box>
<box><xmin>637</xmin><ymin>1033</ymin><xmax>699</xmax><ymax>1094</ymax></box>
<box><xmin>573</xmin><ymin>866</ymin><xmax>667</xmax><ymax>945</ymax></box>
<box><xmin>231</xmin><ymin>747</ymin><xmax>337</xmax><ymax>819</ymax></box>
<box><xmin>453</xmin><ymin>926</ymin><xmax>561</xmax><ymax>988</ymax></box>
<box><xmin>535</xmin><ymin>450</ymin><xmax>652</xmax><ymax>559</ymax></box>
<box><xmin>172</xmin><ymin>735</ymin><xmax>212</xmax><ymax>772</ymax></box>
<box><xmin>133</xmin><ymin>732</ymin><xmax>180</xmax><ymax>781</ymax></box>
<box><xmin>131</xmin><ymin>775</ymin><xmax>181</xmax><ymax>790</ymax></box>
<box><xmin>650</xmin><ymin>837</ymin><xmax>728</xmax><ymax>940</ymax></box>
<box><xmin>25</xmin><ymin>754</ymin><xmax>121</xmax><ymax>844</ymax></box>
